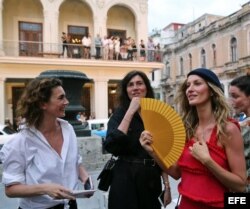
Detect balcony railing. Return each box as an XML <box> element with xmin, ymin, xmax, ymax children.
<box><xmin>0</xmin><ymin>40</ymin><xmax>164</xmax><ymax>63</ymax></box>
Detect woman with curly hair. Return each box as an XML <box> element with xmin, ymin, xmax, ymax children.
<box><xmin>140</xmin><ymin>68</ymin><xmax>246</xmax><ymax>209</ymax></box>
<box><xmin>229</xmin><ymin>72</ymin><xmax>250</xmax><ymax>192</ymax></box>
<box><xmin>0</xmin><ymin>77</ymin><xmax>92</xmax><ymax>209</ymax></box>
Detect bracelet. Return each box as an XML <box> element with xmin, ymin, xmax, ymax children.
<box><xmin>164</xmin><ymin>181</ymin><xmax>170</xmax><ymax>189</ymax></box>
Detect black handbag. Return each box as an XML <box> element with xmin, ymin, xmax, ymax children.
<box><xmin>97</xmin><ymin>155</ymin><xmax>116</xmax><ymax>191</ymax></box>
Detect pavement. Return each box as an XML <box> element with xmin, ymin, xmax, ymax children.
<box><xmin>0</xmin><ymin>168</ymin><xmax>179</xmax><ymax>209</ymax></box>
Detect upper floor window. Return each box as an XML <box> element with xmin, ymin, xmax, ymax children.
<box><xmin>180</xmin><ymin>57</ymin><xmax>184</xmax><ymax>75</ymax></box>
<box><xmin>212</xmin><ymin>44</ymin><xmax>216</xmax><ymax>66</ymax></box>
<box><xmin>230</xmin><ymin>37</ymin><xmax>237</xmax><ymax>62</ymax></box>
<box><xmin>151</xmin><ymin>71</ymin><xmax>155</xmax><ymax>81</ymax></box>
<box><xmin>188</xmin><ymin>53</ymin><xmax>192</xmax><ymax>71</ymax></box>
<box><xmin>201</xmin><ymin>48</ymin><xmax>206</xmax><ymax>68</ymax></box>
<box><xmin>68</xmin><ymin>25</ymin><xmax>88</xmax><ymax>44</ymax></box>
<box><xmin>19</xmin><ymin>21</ymin><xmax>43</xmax><ymax>57</ymax></box>
<box><xmin>163</xmin><ymin>61</ymin><xmax>170</xmax><ymax>78</ymax></box>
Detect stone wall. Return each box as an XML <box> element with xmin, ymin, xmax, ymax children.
<box><xmin>78</xmin><ymin>136</ymin><xmax>111</xmax><ymax>171</ymax></box>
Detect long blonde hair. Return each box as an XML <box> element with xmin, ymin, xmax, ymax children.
<box><xmin>175</xmin><ymin>80</ymin><xmax>231</xmax><ymax>141</ymax></box>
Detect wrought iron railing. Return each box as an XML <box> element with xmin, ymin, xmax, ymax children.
<box><xmin>0</xmin><ymin>40</ymin><xmax>164</xmax><ymax>62</ymax></box>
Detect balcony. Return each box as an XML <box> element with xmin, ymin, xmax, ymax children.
<box><xmin>0</xmin><ymin>40</ymin><xmax>165</xmax><ymax>66</ymax></box>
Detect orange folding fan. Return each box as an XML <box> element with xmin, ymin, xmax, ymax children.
<box><xmin>140</xmin><ymin>98</ymin><xmax>186</xmax><ymax>169</ymax></box>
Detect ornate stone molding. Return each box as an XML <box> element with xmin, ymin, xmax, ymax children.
<box><xmin>96</xmin><ymin>0</ymin><xmax>105</xmax><ymax>9</ymax></box>
<box><xmin>139</xmin><ymin>0</ymin><xmax>147</xmax><ymax>14</ymax></box>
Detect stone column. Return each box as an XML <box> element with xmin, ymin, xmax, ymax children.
<box><xmin>43</xmin><ymin>9</ymin><xmax>59</xmax><ymax>53</ymax></box>
<box><xmin>94</xmin><ymin>79</ymin><xmax>108</xmax><ymax>119</ymax></box>
<box><xmin>0</xmin><ymin>77</ymin><xmax>5</xmax><ymax>124</ymax></box>
<box><xmin>137</xmin><ymin>0</ymin><xmax>148</xmax><ymax>46</ymax></box>
<box><xmin>0</xmin><ymin>1</ymin><xmax>5</xmax><ymax>56</ymax></box>
<box><xmin>94</xmin><ymin>16</ymin><xmax>106</xmax><ymax>37</ymax></box>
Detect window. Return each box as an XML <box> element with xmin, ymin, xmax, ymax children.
<box><xmin>163</xmin><ymin>61</ymin><xmax>170</xmax><ymax>79</ymax></box>
<box><xmin>68</xmin><ymin>25</ymin><xmax>88</xmax><ymax>44</ymax></box>
<box><xmin>19</xmin><ymin>21</ymin><xmax>43</xmax><ymax>56</ymax></box>
<box><xmin>152</xmin><ymin>71</ymin><xmax>155</xmax><ymax>81</ymax></box>
<box><xmin>188</xmin><ymin>53</ymin><xmax>192</xmax><ymax>71</ymax></box>
<box><xmin>166</xmin><ymin>61</ymin><xmax>170</xmax><ymax>77</ymax></box>
<box><xmin>201</xmin><ymin>48</ymin><xmax>206</xmax><ymax>68</ymax></box>
<box><xmin>180</xmin><ymin>57</ymin><xmax>184</xmax><ymax>75</ymax></box>
<box><xmin>230</xmin><ymin>37</ymin><xmax>237</xmax><ymax>62</ymax></box>
<box><xmin>212</xmin><ymin>44</ymin><xmax>216</xmax><ymax>66</ymax></box>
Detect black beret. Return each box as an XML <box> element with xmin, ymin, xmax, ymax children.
<box><xmin>187</xmin><ymin>68</ymin><xmax>224</xmax><ymax>92</ymax></box>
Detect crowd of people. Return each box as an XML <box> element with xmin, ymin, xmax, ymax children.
<box><xmin>61</xmin><ymin>32</ymin><xmax>162</xmax><ymax>62</ymax></box>
<box><xmin>0</xmin><ymin>69</ymin><xmax>249</xmax><ymax>209</ymax></box>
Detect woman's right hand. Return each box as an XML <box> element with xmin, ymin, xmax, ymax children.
<box><xmin>44</xmin><ymin>183</ymin><xmax>75</xmax><ymax>200</ymax></box>
<box><xmin>139</xmin><ymin>130</ymin><xmax>154</xmax><ymax>154</ymax></box>
<box><xmin>5</xmin><ymin>183</ymin><xmax>75</xmax><ymax>200</ymax></box>
<box><xmin>128</xmin><ymin>97</ymin><xmax>141</xmax><ymax>114</ymax></box>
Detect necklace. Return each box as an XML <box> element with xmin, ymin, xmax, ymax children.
<box><xmin>196</xmin><ymin>117</ymin><xmax>214</xmax><ymax>141</ymax></box>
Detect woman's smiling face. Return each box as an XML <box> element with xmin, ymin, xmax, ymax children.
<box><xmin>229</xmin><ymin>85</ymin><xmax>250</xmax><ymax>115</ymax></box>
<box><xmin>185</xmin><ymin>75</ymin><xmax>211</xmax><ymax>106</ymax></box>
<box><xmin>126</xmin><ymin>75</ymin><xmax>147</xmax><ymax>100</ymax></box>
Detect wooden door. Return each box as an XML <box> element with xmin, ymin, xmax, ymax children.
<box><xmin>19</xmin><ymin>22</ymin><xmax>43</xmax><ymax>57</ymax></box>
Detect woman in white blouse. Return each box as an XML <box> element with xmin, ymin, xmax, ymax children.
<box><xmin>0</xmin><ymin>77</ymin><xmax>92</xmax><ymax>209</ymax></box>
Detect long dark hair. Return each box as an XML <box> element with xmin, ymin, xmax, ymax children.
<box><xmin>16</xmin><ymin>77</ymin><xmax>62</xmax><ymax>128</ymax></box>
<box><xmin>116</xmin><ymin>70</ymin><xmax>154</xmax><ymax>109</ymax></box>
<box><xmin>230</xmin><ymin>72</ymin><xmax>250</xmax><ymax>96</ymax></box>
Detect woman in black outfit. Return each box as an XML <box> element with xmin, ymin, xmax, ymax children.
<box><xmin>104</xmin><ymin>70</ymin><xmax>171</xmax><ymax>209</ymax></box>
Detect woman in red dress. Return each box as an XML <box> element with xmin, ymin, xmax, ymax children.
<box><xmin>140</xmin><ymin>68</ymin><xmax>247</xmax><ymax>209</ymax></box>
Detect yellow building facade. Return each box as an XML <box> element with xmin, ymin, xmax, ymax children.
<box><xmin>0</xmin><ymin>0</ymin><xmax>163</xmax><ymax>127</ymax></box>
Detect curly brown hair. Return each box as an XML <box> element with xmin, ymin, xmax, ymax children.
<box><xmin>16</xmin><ymin>77</ymin><xmax>62</xmax><ymax>128</ymax></box>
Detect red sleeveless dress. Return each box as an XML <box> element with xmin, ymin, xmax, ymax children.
<box><xmin>177</xmin><ymin>123</ymin><xmax>237</xmax><ymax>209</ymax></box>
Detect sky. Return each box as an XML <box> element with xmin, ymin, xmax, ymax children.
<box><xmin>148</xmin><ymin>0</ymin><xmax>249</xmax><ymax>32</ymax></box>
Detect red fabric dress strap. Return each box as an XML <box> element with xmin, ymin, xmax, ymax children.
<box><xmin>228</xmin><ymin>117</ymin><xmax>240</xmax><ymax>130</ymax></box>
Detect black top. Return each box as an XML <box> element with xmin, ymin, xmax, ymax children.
<box><xmin>103</xmin><ymin>107</ymin><xmax>162</xmax><ymax>209</ymax></box>
<box><xmin>104</xmin><ymin>107</ymin><xmax>151</xmax><ymax>159</ymax></box>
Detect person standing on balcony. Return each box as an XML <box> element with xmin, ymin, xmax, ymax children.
<box><xmin>67</xmin><ymin>34</ymin><xmax>72</xmax><ymax>58</ymax></box>
<box><xmin>229</xmin><ymin>72</ymin><xmax>250</xmax><ymax>192</ymax></box>
<box><xmin>82</xmin><ymin>33</ymin><xmax>92</xmax><ymax>59</ymax></box>
<box><xmin>131</xmin><ymin>39</ymin><xmax>137</xmax><ymax>61</ymax></box>
<box><xmin>126</xmin><ymin>37</ymin><xmax>133</xmax><ymax>61</ymax></box>
<box><xmin>154</xmin><ymin>43</ymin><xmax>161</xmax><ymax>62</ymax></box>
<box><xmin>139</xmin><ymin>39</ymin><xmax>146</xmax><ymax>61</ymax></box>
<box><xmin>95</xmin><ymin>34</ymin><xmax>102</xmax><ymax>59</ymax></box>
<box><xmin>114</xmin><ymin>36</ymin><xmax>121</xmax><ymax>60</ymax></box>
<box><xmin>0</xmin><ymin>77</ymin><xmax>93</xmax><ymax>209</ymax></box>
<box><xmin>104</xmin><ymin>70</ymin><xmax>172</xmax><ymax>209</ymax></box>
<box><xmin>147</xmin><ymin>37</ymin><xmax>155</xmax><ymax>62</ymax></box>
<box><xmin>61</xmin><ymin>32</ymin><xmax>68</xmax><ymax>57</ymax></box>
<box><xmin>102</xmin><ymin>35</ymin><xmax>109</xmax><ymax>60</ymax></box>
<box><xmin>108</xmin><ymin>36</ymin><xmax>115</xmax><ymax>60</ymax></box>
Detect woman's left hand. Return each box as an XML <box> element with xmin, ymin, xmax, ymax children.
<box><xmin>139</xmin><ymin>130</ymin><xmax>154</xmax><ymax>154</ymax></box>
<box><xmin>189</xmin><ymin>141</ymin><xmax>211</xmax><ymax>164</ymax></box>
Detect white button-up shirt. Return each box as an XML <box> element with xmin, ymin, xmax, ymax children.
<box><xmin>0</xmin><ymin>119</ymin><xmax>82</xmax><ymax>209</ymax></box>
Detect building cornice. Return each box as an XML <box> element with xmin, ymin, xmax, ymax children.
<box><xmin>0</xmin><ymin>56</ymin><xmax>164</xmax><ymax>69</ymax></box>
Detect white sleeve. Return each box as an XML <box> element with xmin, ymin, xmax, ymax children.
<box><xmin>0</xmin><ymin>134</ymin><xmax>26</xmax><ymax>186</ymax></box>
